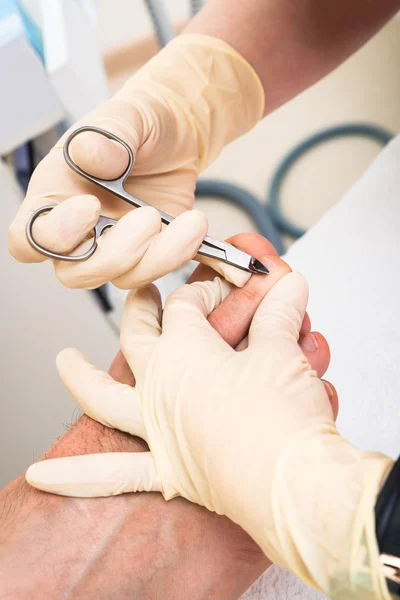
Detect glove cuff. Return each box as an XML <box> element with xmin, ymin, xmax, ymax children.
<box><xmin>264</xmin><ymin>425</ymin><xmax>394</xmax><ymax>599</ymax></box>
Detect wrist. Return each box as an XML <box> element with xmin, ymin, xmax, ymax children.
<box><xmin>0</xmin><ymin>476</ymin><xmax>267</xmax><ymax>600</ymax></box>
<box><xmin>0</xmin><ymin>416</ymin><xmax>148</xmax><ymax>598</ymax></box>
<box><xmin>0</xmin><ymin>475</ymin><xmax>143</xmax><ymax>598</ymax></box>
<box><xmin>4</xmin><ymin>413</ymin><xmax>267</xmax><ymax>599</ymax></box>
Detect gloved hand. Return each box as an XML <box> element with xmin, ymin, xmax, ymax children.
<box><xmin>26</xmin><ymin>272</ymin><xmax>393</xmax><ymax>599</ymax></box>
<box><xmin>8</xmin><ymin>35</ymin><xmax>264</xmax><ymax>290</ymax></box>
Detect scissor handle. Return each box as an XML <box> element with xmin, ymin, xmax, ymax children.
<box><xmin>63</xmin><ymin>126</ymin><xmax>134</xmax><ymax>190</ymax></box>
<box><xmin>63</xmin><ymin>126</ymin><xmax>174</xmax><ymax>224</ymax></box>
<box><xmin>26</xmin><ymin>205</ymin><xmax>115</xmax><ymax>262</ymax></box>
<box><xmin>26</xmin><ymin>126</ymin><xmax>262</xmax><ymax>272</ymax></box>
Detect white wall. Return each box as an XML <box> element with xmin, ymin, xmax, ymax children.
<box><xmin>1</xmin><ymin>161</ymin><xmax>118</xmax><ymax>487</ymax></box>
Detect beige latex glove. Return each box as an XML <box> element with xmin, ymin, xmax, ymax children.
<box><xmin>26</xmin><ymin>274</ymin><xmax>393</xmax><ymax>599</ymax></box>
<box><xmin>8</xmin><ymin>35</ymin><xmax>264</xmax><ymax>290</ymax></box>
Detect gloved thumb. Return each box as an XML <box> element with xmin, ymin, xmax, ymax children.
<box><xmin>249</xmin><ymin>272</ymin><xmax>309</xmax><ymax>346</ymax></box>
<box><xmin>162</xmin><ymin>277</ymin><xmax>232</xmax><ymax>332</ymax></box>
<box><xmin>64</xmin><ymin>99</ymin><xmax>145</xmax><ymax>180</ymax></box>
<box><xmin>56</xmin><ymin>348</ymin><xmax>147</xmax><ymax>440</ymax></box>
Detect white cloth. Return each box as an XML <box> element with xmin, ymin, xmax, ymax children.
<box><xmin>242</xmin><ymin>136</ymin><xmax>400</xmax><ymax>599</ymax></box>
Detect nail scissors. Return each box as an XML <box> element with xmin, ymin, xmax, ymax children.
<box><xmin>26</xmin><ymin>126</ymin><xmax>268</xmax><ymax>275</ymax></box>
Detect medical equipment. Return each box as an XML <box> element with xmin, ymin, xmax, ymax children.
<box><xmin>0</xmin><ymin>0</ymin><xmax>63</xmax><ymax>155</ymax></box>
<box><xmin>25</xmin><ymin>126</ymin><xmax>269</xmax><ymax>275</ymax></box>
<box><xmin>268</xmin><ymin>123</ymin><xmax>394</xmax><ymax>239</ymax></box>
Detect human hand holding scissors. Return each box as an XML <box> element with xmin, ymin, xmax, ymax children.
<box><xmin>25</xmin><ymin>127</ymin><xmax>268</xmax><ymax>287</ymax></box>
<box><xmin>9</xmin><ymin>34</ymin><xmax>264</xmax><ymax>290</ymax></box>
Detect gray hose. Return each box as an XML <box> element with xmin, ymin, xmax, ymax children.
<box><xmin>143</xmin><ymin>0</ymin><xmax>175</xmax><ymax>48</ymax></box>
<box><xmin>268</xmin><ymin>123</ymin><xmax>394</xmax><ymax>239</ymax></box>
<box><xmin>190</xmin><ymin>0</ymin><xmax>203</xmax><ymax>17</ymax></box>
<box><xmin>195</xmin><ymin>180</ymin><xmax>284</xmax><ymax>255</ymax></box>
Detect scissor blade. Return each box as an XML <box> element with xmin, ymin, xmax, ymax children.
<box><xmin>249</xmin><ymin>257</ymin><xmax>269</xmax><ymax>274</ymax></box>
<box><xmin>197</xmin><ymin>237</ymin><xmax>269</xmax><ymax>275</ymax></box>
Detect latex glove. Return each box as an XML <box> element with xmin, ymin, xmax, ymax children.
<box><xmin>8</xmin><ymin>35</ymin><xmax>264</xmax><ymax>290</ymax></box>
<box><xmin>26</xmin><ymin>274</ymin><xmax>393</xmax><ymax>599</ymax></box>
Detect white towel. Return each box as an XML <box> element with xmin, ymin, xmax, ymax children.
<box><xmin>242</xmin><ymin>135</ymin><xmax>400</xmax><ymax>599</ymax></box>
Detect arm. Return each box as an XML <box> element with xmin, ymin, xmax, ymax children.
<box><xmin>186</xmin><ymin>0</ymin><xmax>400</xmax><ymax>116</ymax></box>
<box><xmin>0</xmin><ymin>417</ymin><xmax>266</xmax><ymax>600</ymax></box>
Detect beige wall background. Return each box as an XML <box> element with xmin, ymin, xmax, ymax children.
<box><xmin>2</xmin><ymin>3</ymin><xmax>400</xmax><ymax>487</ymax></box>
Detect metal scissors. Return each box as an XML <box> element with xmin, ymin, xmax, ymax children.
<box><xmin>26</xmin><ymin>126</ymin><xmax>269</xmax><ymax>275</ymax></box>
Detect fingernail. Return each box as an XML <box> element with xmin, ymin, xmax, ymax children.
<box><xmin>259</xmin><ymin>256</ymin><xmax>277</xmax><ymax>271</ymax></box>
<box><xmin>301</xmin><ymin>333</ymin><xmax>318</xmax><ymax>352</ymax></box>
<box><xmin>323</xmin><ymin>380</ymin><xmax>334</xmax><ymax>398</ymax></box>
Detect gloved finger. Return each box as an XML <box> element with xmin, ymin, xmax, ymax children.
<box><xmin>194</xmin><ymin>253</ymin><xmax>251</xmax><ymax>288</ymax></box>
<box><xmin>63</xmin><ymin>97</ymin><xmax>146</xmax><ymax>180</ymax></box>
<box><xmin>57</xmin><ymin>348</ymin><xmax>147</xmax><ymax>440</ymax></box>
<box><xmin>322</xmin><ymin>380</ymin><xmax>339</xmax><ymax>420</ymax></box>
<box><xmin>161</xmin><ymin>278</ymin><xmax>233</xmax><ymax>353</ymax></box>
<box><xmin>54</xmin><ymin>206</ymin><xmax>161</xmax><ymax>289</ymax></box>
<box><xmin>68</xmin><ymin>133</ymin><xmax>129</xmax><ymax>181</ymax></box>
<box><xmin>298</xmin><ymin>332</ymin><xmax>331</xmax><ymax>378</ymax></box>
<box><xmin>237</xmin><ymin>331</ymin><xmax>338</xmax><ymax>420</ymax></box>
<box><xmin>188</xmin><ymin>233</ymin><xmax>312</xmax><ymax>347</ymax></box>
<box><xmin>188</xmin><ymin>233</ymin><xmax>279</xmax><ymax>284</ymax></box>
<box><xmin>112</xmin><ymin>210</ymin><xmax>208</xmax><ymax>289</ymax></box>
<box><xmin>209</xmin><ymin>255</ymin><xmax>291</xmax><ymax>348</ymax></box>
<box><xmin>120</xmin><ymin>285</ymin><xmax>162</xmax><ymax>378</ymax></box>
<box><xmin>27</xmin><ymin>195</ymin><xmax>101</xmax><ymax>258</ymax></box>
<box><xmin>26</xmin><ymin>452</ymin><xmax>161</xmax><ymax>497</ymax></box>
<box><xmin>236</xmin><ymin>330</ymin><xmax>330</xmax><ymax>378</ymax></box>
<box><xmin>249</xmin><ymin>272</ymin><xmax>309</xmax><ymax>346</ymax></box>
<box><xmin>8</xmin><ymin>150</ymin><xmax>107</xmax><ymax>264</ymax></box>
<box><xmin>192</xmin><ymin>231</ymin><xmax>278</xmax><ymax>287</ymax></box>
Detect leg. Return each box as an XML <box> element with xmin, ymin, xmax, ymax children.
<box><xmin>243</xmin><ymin>136</ymin><xmax>400</xmax><ymax>599</ymax></box>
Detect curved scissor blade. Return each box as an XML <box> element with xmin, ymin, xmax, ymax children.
<box><xmin>249</xmin><ymin>258</ymin><xmax>269</xmax><ymax>274</ymax></box>
<box><xmin>197</xmin><ymin>236</ymin><xmax>269</xmax><ymax>275</ymax></box>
